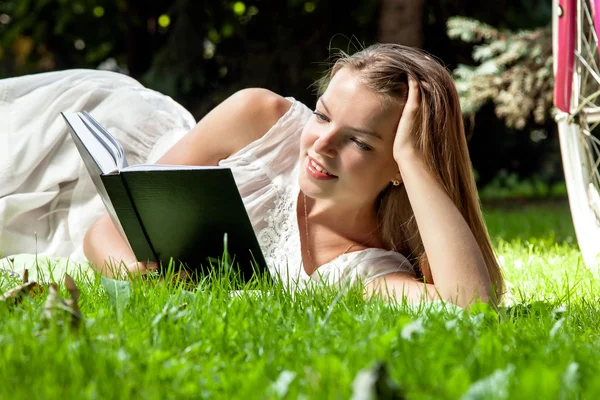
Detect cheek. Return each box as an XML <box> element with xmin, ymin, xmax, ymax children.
<box><xmin>299</xmin><ymin>124</ymin><xmax>317</xmax><ymax>150</ymax></box>
<box><xmin>340</xmin><ymin>152</ymin><xmax>373</xmax><ymax>181</ymax></box>
<box><xmin>344</xmin><ymin>155</ymin><xmax>396</xmax><ymax>187</ymax></box>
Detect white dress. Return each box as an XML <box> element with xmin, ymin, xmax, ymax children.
<box><xmin>0</xmin><ymin>69</ymin><xmax>413</xmax><ymax>286</ymax></box>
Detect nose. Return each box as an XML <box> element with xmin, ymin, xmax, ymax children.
<box><xmin>313</xmin><ymin>128</ymin><xmax>339</xmax><ymax>158</ymax></box>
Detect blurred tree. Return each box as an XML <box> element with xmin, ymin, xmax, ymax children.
<box><xmin>0</xmin><ymin>0</ymin><xmax>561</xmax><ymax>190</ymax></box>
<box><xmin>142</xmin><ymin>0</ymin><xmax>380</xmax><ymax>116</ymax></box>
<box><xmin>444</xmin><ymin>12</ymin><xmax>560</xmax><ymax>189</ymax></box>
<box><xmin>448</xmin><ymin>17</ymin><xmax>553</xmax><ymax>129</ymax></box>
<box><xmin>119</xmin><ymin>0</ymin><xmax>173</xmax><ymax>76</ymax></box>
<box><xmin>378</xmin><ymin>0</ymin><xmax>425</xmax><ymax>47</ymax></box>
<box><xmin>0</xmin><ymin>0</ymin><xmax>171</xmax><ymax>76</ymax></box>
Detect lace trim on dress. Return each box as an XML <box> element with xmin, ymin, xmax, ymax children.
<box><xmin>256</xmin><ymin>165</ymin><xmax>303</xmax><ymax>287</ymax></box>
<box><xmin>257</xmin><ymin>161</ymin><xmax>414</xmax><ymax>288</ymax></box>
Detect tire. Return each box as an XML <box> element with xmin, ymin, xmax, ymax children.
<box><xmin>554</xmin><ymin>0</ymin><xmax>600</xmax><ymax>268</ymax></box>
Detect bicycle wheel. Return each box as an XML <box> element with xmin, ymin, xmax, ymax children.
<box><xmin>554</xmin><ymin>0</ymin><xmax>600</xmax><ymax>268</ymax></box>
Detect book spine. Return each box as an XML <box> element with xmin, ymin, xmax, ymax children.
<box><xmin>101</xmin><ymin>174</ymin><xmax>157</xmax><ymax>263</ymax></box>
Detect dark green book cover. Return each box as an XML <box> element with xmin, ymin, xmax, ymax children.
<box><xmin>62</xmin><ymin>111</ymin><xmax>268</xmax><ymax>281</ymax></box>
<box><xmin>102</xmin><ymin>168</ymin><xmax>267</xmax><ymax>280</ymax></box>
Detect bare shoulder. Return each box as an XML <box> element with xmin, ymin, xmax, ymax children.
<box><xmin>157</xmin><ymin>88</ymin><xmax>293</xmax><ymax>166</ymax></box>
<box><xmin>227</xmin><ymin>88</ymin><xmax>293</xmax><ymax>151</ymax></box>
<box><xmin>233</xmin><ymin>88</ymin><xmax>292</xmax><ymax>121</ymax></box>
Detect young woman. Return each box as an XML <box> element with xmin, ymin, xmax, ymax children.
<box><xmin>0</xmin><ymin>44</ymin><xmax>503</xmax><ymax>307</ymax></box>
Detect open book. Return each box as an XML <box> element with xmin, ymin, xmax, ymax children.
<box><xmin>61</xmin><ymin>111</ymin><xmax>267</xmax><ymax>280</ymax></box>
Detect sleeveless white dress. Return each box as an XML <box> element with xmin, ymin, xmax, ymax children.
<box><xmin>0</xmin><ymin>69</ymin><xmax>413</xmax><ymax>287</ymax></box>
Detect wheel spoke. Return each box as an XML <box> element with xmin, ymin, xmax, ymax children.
<box><xmin>585</xmin><ymin>127</ymin><xmax>600</xmax><ymax>185</ymax></box>
<box><xmin>580</xmin><ymin>26</ymin><xmax>600</xmax><ymax>79</ymax></box>
<box><xmin>584</xmin><ymin>0</ymin><xmax>600</xmax><ymax>45</ymax></box>
<box><xmin>575</xmin><ymin>50</ymin><xmax>600</xmax><ymax>88</ymax></box>
<box><xmin>588</xmin><ymin>153</ymin><xmax>600</xmax><ymax>190</ymax></box>
<box><xmin>588</xmin><ymin>184</ymin><xmax>600</xmax><ymax>222</ymax></box>
<box><xmin>591</xmin><ymin>140</ymin><xmax>600</xmax><ymax>173</ymax></box>
<box><xmin>576</xmin><ymin>1</ymin><xmax>600</xmax><ymax>105</ymax></box>
<box><xmin>570</xmin><ymin>92</ymin><xmax>600</xmax><ymax>119</ymax></box>
<box><xmin>577</xmin><ymin>33</ymin><xmax>599</xmax><ymax>99</ymax></box>
<box><xmin>583</xmin><ymin>127</ymin><xmax>600</xmax><ymax>145</ymax></box>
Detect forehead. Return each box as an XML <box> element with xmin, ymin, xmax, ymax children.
<box><xmin>321</xmin><ymin>68</ymin><xmax>402</xmax><ymax>137</ymax></box>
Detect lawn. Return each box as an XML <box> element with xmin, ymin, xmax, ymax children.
<box><xmin>0</xmin><ymin>199</ymin><xmax>598</xmax><ymax>399</ymax></box>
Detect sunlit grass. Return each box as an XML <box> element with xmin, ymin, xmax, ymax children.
<box><xmin>0</xmin><ymin>199</ymin><xmax>598</xmax><ymax>398</ymax></box>
<box><xmin>483</xmin><ymin>200</ymin><xmax>594</xmax><ymax>304</ymax></box>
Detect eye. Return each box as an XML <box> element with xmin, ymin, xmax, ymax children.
<box><xmin>313</xmin><ymin>111</ymin><xmax>329</xmax><ymax>122</ymax></box>
<box><xmin>351</xmin><ymin>138</ymin><xmax>372</xmax><ymax>151</ymax></box>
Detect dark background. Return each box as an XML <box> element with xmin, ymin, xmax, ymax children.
<box><xmin>0</xmin><ymin>0</ymin><xmax>558</xmax><ymax>192</ymax></box>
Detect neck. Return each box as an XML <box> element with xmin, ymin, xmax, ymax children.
<box><xmin>303</xmin><ymin>193</ymin><xmax>381</xmax><ymax>247</ymax></box>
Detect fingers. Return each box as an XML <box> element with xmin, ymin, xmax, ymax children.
<box><xmin>120</xmin><ymin>261</ymin><xmax>190</xmax><ymax>285</ymax></box>
<box><xmin>146</xmin><ymin>261</ymin><xmax>159</xmax><ymax>273</ymax></box>
<box><xmin>393</xmin><ymin>76</ymin><xmax>422</xmax><ymax>157</ymax></box>
<box><xmin>402</xmin><ymin>76</ymin><xmax>421</xmax><ymax>118</ymax></box>
<box><xmin>124</xmin><ymin>260</ymin><xmax>159</xmax><ymax>278</ymax></box>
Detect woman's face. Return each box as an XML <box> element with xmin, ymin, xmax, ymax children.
<box><xmin>299</xmin><ymin>67</ymin><xmax>403</xmax><ymax>209</ymax></box>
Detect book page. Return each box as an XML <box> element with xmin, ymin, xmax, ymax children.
<box><xmin>62</xmin><ymin>112</ymin><xmax>119</xmax><ymax>174</ymax></box>
<box><xmin>121</xmin><ymin>164</ymin><xmax>229</xmax><ymax>172</ymax></box>
<box><xmin>81</xmin><ymin>111</ymin><xmax>128</xmax><ymax>170</ymax></box>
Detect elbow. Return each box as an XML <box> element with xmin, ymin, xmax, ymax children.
<box><xmin>452</xmin><ymin>281</ymin><xmax>495</xmax><ymax>310</ymax></box>
<box><xmin>82</xmin><ymin>220</ymin><xmax>95</xmax><ymax>262</ymax></box>
<box><xmin>455</xmin><ymin>264</ymin><xmax>496</xmax><ymax>309</ymax></box>
<box><xmin>432</xmin><ymin>271</ymin><xmax>494</xmax><ymax>309</ymax></box>
<box><xmin>83</xmin><ymin>214</ymin><xmax>108</xmax><ymax>268</ymax></box>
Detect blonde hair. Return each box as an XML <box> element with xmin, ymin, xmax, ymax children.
<box><xmin>319</xmin><ymin>43</ymin><xmax>504</xmax><ymax>301</ymax></box>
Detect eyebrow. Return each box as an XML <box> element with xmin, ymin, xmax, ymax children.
<box><xmin>318</xmin><ymin>98</ymin><xmax>383</xmax><ymax>140</ymax></box>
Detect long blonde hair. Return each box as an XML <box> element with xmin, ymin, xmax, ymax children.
<box><xmin>319</xmin><ymin>43</ymin><xmax>504</xmax><ymax>301</ymax></box>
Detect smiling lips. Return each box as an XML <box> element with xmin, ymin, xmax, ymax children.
<box><xmin>306</xmin><ymin>156</ymin><xmax>337</xmax><ymax>180</ymax></box>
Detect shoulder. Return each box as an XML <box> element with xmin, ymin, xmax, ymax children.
<box><xmin>232</xmin><ymin>88</ymin><xmax>293</xmax><ymax>120</ymax></box>
<box><xmin>221</xmin><ymin>88</ymin><xmax>294</xmax><ymax>157</ymax></box>
<box><xmin>156</xmin><ymin>88</ymin><xmax>294</xmax><ymax>166</ymax></box>
<box><xmin>227</xmin><ymin>88</ymin><xmax>293</xmax><ymax>150</ymax></box>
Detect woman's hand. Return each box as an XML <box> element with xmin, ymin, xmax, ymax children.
<box><xmin>124</xmin><ymin>261</ymin><xmax>159</xmax><ymax>278</ymax></box>
<box><xmin>123</xmin><ymin>261</ymin><xmax>191</xmax><ymax>283</ymax></box>
<box><xmin>393</xmin><ymin>76</ymin><xmax>421</xmax><ymax>163</ymax></box>
<box><xmin>385</xmin><ymin>75</ymin><xmax>493</xmax><ymax>306</ymax></box>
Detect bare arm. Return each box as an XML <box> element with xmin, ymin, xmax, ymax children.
<box><xmin>366</xmin><ymin>78</ymin><xmax>492</xmax><ymax>308</ymax></box>
<box><xmin>369</xmin><ymin>150</ymin><xmax>491</xmax><ymax>307</ymax></box>
<box><xmin>83</xmin><ymin>88</ymin><xmax>292</xmax><ymax>276</ymax></box>
<box><xmin>365</xmin><ymin>272</ymin><xmax>441</xmax><ymax>302</ymax></box>
<box><xmin>83</xmin><ymin>213</ymin><xmax>138</xmax><ymax>277</ymax></box>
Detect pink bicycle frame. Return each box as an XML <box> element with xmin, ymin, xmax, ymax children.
<box><xmin>554</xmin><ymin>0</ymin><xmax>600</xmax><ymax>113</ymax></box>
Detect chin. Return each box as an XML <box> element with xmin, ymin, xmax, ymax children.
<box><xmin>298</xmin><ymin>174</ymin><xmax>329</xmax><ymax>199</ymax></box>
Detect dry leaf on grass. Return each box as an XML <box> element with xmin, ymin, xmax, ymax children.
<box><xmin>1</xmin><ymin>281</ymin><xmax>42</xmax><ymax>306</ymax></box>
<box><xmin>1</xmin><ymin>269</ymin><xmax>44</xmax><ymax>307</ymax></box>
<box><xmin>41</xmin><ymin>274</ymin><xmax>82</xmax><ymax>331</ymax></box>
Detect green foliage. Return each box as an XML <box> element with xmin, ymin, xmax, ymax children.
<box><xmin>0</xmin><ymin>0</ymin><xmax>380</xmax><ymax>115</ymax></box>
<box><xmin>447</xmin><ymin>17</ymin><xmax>554</xmax><ymax>130</ymax></box>
<box><xmin>0</xmin><ymin>0</ymin><xmax>126</xmax><ymax>75</ymax></box>
<box><xmin>479</xmin><ymin>172</ymin><xmax>568</xmax><ymax>200</ymax></box>
<box><xmin>139</xmin><ymin>0</ymin><xmax>380</xmax><ymax>113</ymax></box>
<box><xmin>0</xmin><ymin>0</ymin><xmax>563</xmax><ymax>188</ymax></box>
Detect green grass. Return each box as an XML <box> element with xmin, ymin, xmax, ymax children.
<box><xmin>1</xmin><ymin>199</ymin><xmax>599</xmax><ymax>399</ymax></box>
